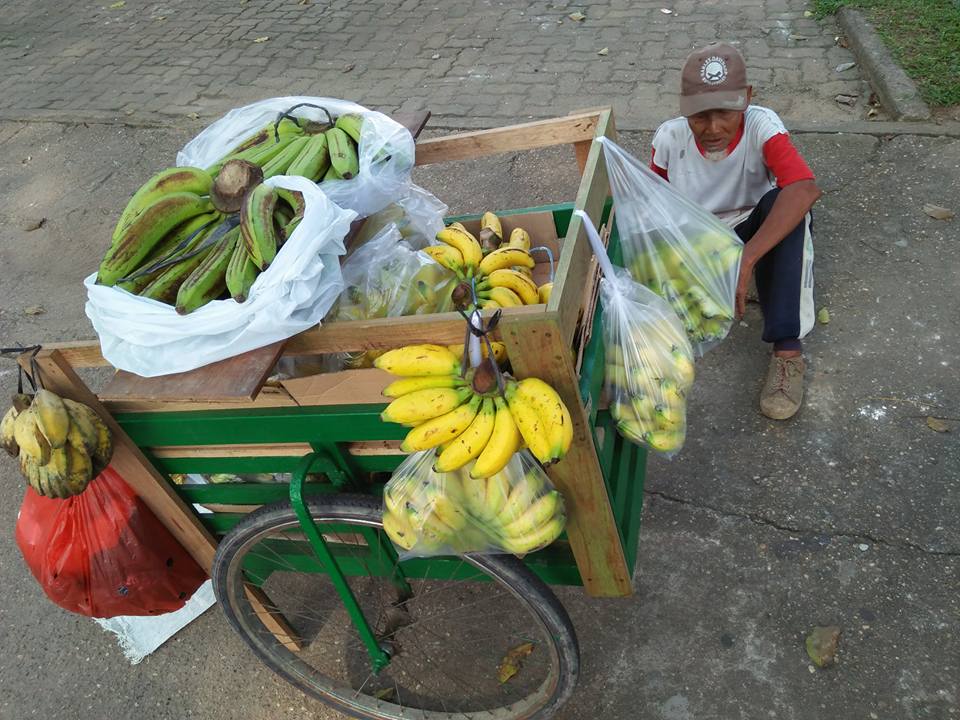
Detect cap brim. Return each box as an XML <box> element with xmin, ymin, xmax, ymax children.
<box><xmin>680</xmin><ymin>89</ymin><xmax>749</xmax><ymax>116</ymax></box>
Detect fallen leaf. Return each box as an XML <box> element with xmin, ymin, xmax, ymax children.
<box><xmin>597</xmin><ymin>47</ymin><xmax>608</xmax><ymax>56</ymax></box>
<box><xmin>152</xmin><ymin>14</ymin><xmax>167</xmax><ymax>20</ymax></box>
<box><xmin>867</xmin><ymin>107</ymin><xmax>878</xmax><ymax>118</ymax></box>
<box><xmin>835</xmin><ymin>94</ymin><xmax>857</xmax><ymax>106</ymax></box>
<box><xmin>835</xmin><ymin>61</ymin><xmax>856</xmax><ymax>72</ymax></box>
<box><xmin>186</xmin><ymin>112</ymin><xmax>200</xmax><ymax>120</ymax></box>
<box><xmin>109</xmin><ymin>0</ymin><xmax>125</xmax><ymax>8</ymax></box>
<box><xmin>21</xmin><ymin>155</ymin><xmax>31</xmax><ymax>164</ymax></box>
<box><xmin>926</xmin><ymin>416</ymin><xmax>951</xmax><ymax>433</ymax></box>
<box><xmin>24</xmin><ymin>305</ymin><xmax>45</xmax><ymax>316</ymax></box>
<box><xmin>817</xmin><ymin>308</ymin><xmax>830</xmax><ymax>325</ymax></box>
<box><xmin>568</xmin><ymin>11</ymin><xmax>585</xmax><ymax>21</ymax></box>
<box><xmin>789</xmin><ymin>34</ymin><xmax>808</xmax><ymax>41</ymax></box>
<box><xmin>431</xmin><ymin>53</ymin><xmax>440</xmax><ymax>59</ymax></box>
<box><xmin>373</xmin><ymin>687</ymin><xmax>396</xmax><ymax>701</ymax></box>
<box><xmin>298</xmin><ymin>0</ymin><xmax>311</xmax><ymax>4</ymax></box>
<box><xmin>660</xmin><ymin>7</ymin><xmax>673</xmax><ymax>14</ymax></box>
<box><xmin>253</xmin><ymin>36</ymin><xmax>270</xmax><ymax>43</ymax></box>
<box><xmin>806</xmin><ymin>626</ymin><xmax>841</xmax><ymax>668</ymax></box>
<box><xmin>836</xmin><ymin>35</ymin><xmax>850</xmax><ymax>48</ymax></box>
<box><xmin>804</xmin><ymin>9</ymin><xmax>813</xmax><ymax>16</ymax></box>
<box><xmin>21</xmin><ymin>217</ymin><xmax>46</xmax><ymax>231</ymax></box>
<box><xmin>497</xmin><ymin>642</ymin><xmax>535</xmax><ymax>683</ymax></box>
<box><xmin>124</xmin><ymin>109</ymin><xmax>135</xmax><ymax>115</ymax></box>
<box><xmin>922</xmin><ymin>203</ymin><xmax>955</xmax><ymax>220</ymax></box>
<box><xmin>342</xmin><ymin>62</ymin><xmax>355</xmax><ymax>73</ymax></box>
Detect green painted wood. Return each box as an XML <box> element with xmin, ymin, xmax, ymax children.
<box><xmin>176</xmin><ymin>482</ymin><xmax>335</xmax><ymax>505</ymax></box>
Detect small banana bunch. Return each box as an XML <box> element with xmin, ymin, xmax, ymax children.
<box><xmin>605</xmin><ymin>312</ymin><xmax>695</xmax><ymax>455</ymax></box>
<box><xmin>2</xmin><ymin>390</ymin><xmax>113</xmax><ymax>498</ymax></box>
<box><xmin>422</xmin><ymin>212</ymin><xmax>554</xmax><ymax>309</ymax></box>
<box><xmin>375</xmin><ymin>344</ymin><xmax>573</xmax><ymax>477</ymax></box>
<box><xmin>628</xmin><ymin>232</ymin><xmax>740</xmax><ymax>346</ymax></box>
<box><xmin>382</xmin><ymin>450</ymin><xmax>566</xmax><ymax>556</ymax></box>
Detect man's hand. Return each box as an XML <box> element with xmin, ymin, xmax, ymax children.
<box><xmin>735</xmin><ymin>254</ymin><xmax>755</xmax><ymax>319</ymax></box>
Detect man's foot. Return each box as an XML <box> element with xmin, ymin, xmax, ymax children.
<box><xmin>760</xmin><ymin>354</ymin><xmax>805</xmax><ymax>420</ymax></box>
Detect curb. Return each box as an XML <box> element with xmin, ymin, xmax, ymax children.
<box><xmin>837</xmin><ymin>7</ymin><xmax>931</xmax><ymax>121</ymax></box>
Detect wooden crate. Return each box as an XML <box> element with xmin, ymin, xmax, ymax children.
<box><xmin>30</xmin><ymin>108</ymin><xmax>635</xmax><ymax>598</ymax></box>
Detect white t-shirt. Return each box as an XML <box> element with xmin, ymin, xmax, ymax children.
<box><xmin>651</xmin><ymin>105</ymin><xmax>792</xmax><ymax>227</ymax></box>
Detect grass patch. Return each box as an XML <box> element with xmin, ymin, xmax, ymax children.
<box><xmin>812</xmin><ymin>0</ymin><xmax>960</xmax><ymax>105</ymax></box>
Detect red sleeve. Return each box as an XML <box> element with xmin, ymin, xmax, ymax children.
<box><xmin>762</xmin><ymin>133</ymin><xmax>815</xmax><ymax>187</ymax></box>
<box><xmin>650</xmin><ymin>148</ymin><xmax>669</xmax><ymax>181</ymax></box>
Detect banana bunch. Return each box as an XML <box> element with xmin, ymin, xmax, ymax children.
<box><xmin>2</xmin><ymin>390</ymin><xmax>113</xmax><ymax>498</ymax></box>
<box><xmin>375</xmin><ymin>344</ymin><xmax>574</xmax><ymax>476</ymax></box>
<box><xmin>422</xmin><ymin>212</ymin><xmax>554</xmax><ymax>309</ymax></box>
<box><xmin>628</xmin><ymin>232</ymin><xmax>740</xmax><ymax>346</ymax></box>
<box><xmin>605</xmin><ymin>312</ymin><xmax>695</xmax><ymax>455</ymax></box>
<box><xmin>382</xmin><ymin>450</ymin><xmax>566</xmax><ymax>556</ymax></box>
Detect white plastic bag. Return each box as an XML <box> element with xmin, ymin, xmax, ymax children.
<box><xmin>601</xmin><ymin>138</ymin><xmax>743</xmax><ymax>355</ymax></box>
<box><xmin>349</xmin><ymin>183</ymin><xmax>447</xmax><ymax>250</ymax></box>
<box><xmin>85</xmin><ymin>176</ymin><xmax>356</xmax><ymax>377</ymax></box>
<box><xmin>383</xmin><ymin>449</ymin><xmax>566</xmax><ymax>558</ymax></box>
<box><xmin>177</xmin><ymin>96</ymin><xmax>415</xmax><ymax>218</ymax></box>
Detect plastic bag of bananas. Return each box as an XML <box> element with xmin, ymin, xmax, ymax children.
<box><xmin>383</xmin><ymin>448</ymin><xmax>566</xmax><ymax>558</ymax></box>
<box><xmin>600</xmin><ymin>137</ymin><xmax>743</xmax><ymax>356</ymax></box>
<box><xmin>177</xmin><ymin>96</ymin><xmax>415</xmax><ymax>218</ymax></box>
<box><xmin>577</xmin><ymin>209</ymin><xmax>696</xmax><ymax>457</ymax></box>
<box><xmin>85</xmin><ymin>175</ymin><xmax>356</xmax><ymax>377</ymax></box>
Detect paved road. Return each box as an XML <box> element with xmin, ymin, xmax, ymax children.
<box><xmin>1</xmin><ymin>0</ymin><xmax>867</xmax><ymax>129</ymax></box>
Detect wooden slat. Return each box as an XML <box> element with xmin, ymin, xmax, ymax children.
<box><xmin>150</xmin><ymin>439</ymin><xmax>404</xmax><ymax>460</ymax></box>
<box><xmin>573</xmin><ymin>139</ymin><xmax>591</xmax><ymax>173</ymax></box>
<box><xmin>499</xmin><ymin>313</ymin><xmax>632</xmax><ymax>598</ymax></box>
<box><xmin>549</xmin><ymin>108</ymin><xmax>617</xmax><ymax>348</ymax></box>
<box><xmin>414</xmin><ymin>110</ymin><xmax>602</xmax><ymax>166</ymax></box>
<box><xmin>27</xmin><ymin>349</ymin><xmax>218</xmax><ymax>571</ymax></box>
<box><xmin>38</xmin><ymin>340</ymin><xmax>109</xmax><ymax>368</ymax></box>
<box><xmin>101</xmin><ymin>341</ymin><xmax>287</xmax><ymax>403</ymax></box>
<box><xmin>103</xmin><ymin>386</ymin><xmax>299</xmax><ymax>413</ymax></box>
<box><xmin>244</xmin><ymin>584</ymin><xmax>304</xmax><ymax>652</ymax></box>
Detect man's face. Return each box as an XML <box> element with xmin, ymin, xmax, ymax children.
<box><xmin>686</xmin><ymin>108</ymin><xmax>744</xmax><ymax>154</ymax></box>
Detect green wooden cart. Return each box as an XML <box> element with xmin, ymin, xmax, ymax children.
<box><xmin>30</xmin><ymin>109</ymin><xmax>647</xmax><ymax>720</ymax></box>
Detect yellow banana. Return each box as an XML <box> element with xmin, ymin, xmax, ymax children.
<box><xmin>483</xmin><ymin>269</ymin><xmax>539</xmax><ymax>305</ymax></box>
<box><xmin>446</xmin><ymin>342</ymin><xmax>508</xmax><ymax>366</ymax></box>
<box><xmin>483</xmin><ymin>470</ymin><xmax>512</xmax><ymax>521</ymax></box>
<box><xmin>383</xmin><ymin>509</ymin><xmax>417</xmax><ymax>550</ymax></box>
<box><xmin>654</xmin><ymin>401</ymin><xmax>685</xmax><ymax>429</ymax></box>
<box><xmin>470</xmin><ymin>396</ymin><xmax>522</xmax><ymax>478</ymax></box>
<box><xmin>426</xmin><ymin>494</ymin><xmax>468</xmax><ymax>531</ymax></box>
<box><xmin>448</xmin><ymin>222</ymin><xmax>468</xmax><ymax>232</ymax></box>
<box><xmin>479</xmin><ymin>299</ymin><xmax>501</xmax><ymax>310</ymax></box>
<box><xmin>504</xmin><ymin>382</ymin><xmax>553</xmax><ymax>464</ymax></box>
<box><xmin>436</xmin><ymin>226</ymin><xmax>482</xmax><ymax>270</ymax></box>
<box><xmin>1</xmin><ymin>406</ymin><xmax>19</xmax><ymax>457</ymax></box>
<box><xmin>480</xmin><ymin>286</ymin><xmax>524</xmax><ymax>307</ymax></box>
<box><xmin>383</xmin><ymin>375</ymin><xmax>466</xmax><ymax>398</ymax></box>
<box><xmin>374</xmin><ymin>344</ymin><xmax>461</xmax><ymax>377</ymax></box>
<box><xmin>461</xmin><ymin>472</ymin><xmax>490</xmax><ymax>519</ymax></box>
<box><xmin>644</xmin><ymin>429</ymin><xmax>684</xmax><ymax>453</ymax></box>
<box><xmin>516</xmin><ymin>378</ymin><xmax>573</xmax><ymax>462</ymax></box>
<box><xmin>538</xmin><ymin>282</ymin><xmax>553</xmax><ymax>303</ymax></box>
<box><xmin>508</xmin><ymin>227</ymin><xmax>531</xmax><ymax>251</ymax></box>
<box><xmin>479</xmin><ymin>211</ymin><xmax>503</xmax><ymax>249</ymax></box>
<box><xmin>672</xmin><ymin>348</ymin><xmax>696</xmax><ymax>388</ymax></box>
<box><xmin>32</xmin><ymin>389</ymin><xmax>70</xmax><ymax>449</ymax></box>
<box><xmin>478</xmin><ymin>246</ymin><xmax>534</xmax><ymax>276</ymax></box>
<box><xmin>501</xmin><ymin>490</ymin><xmax>562</xmax><ymax>537</ymax></box>
<box><xmin>62</xmin><ymin>398</ymin><xmax>98</xmax><ymax>456</ymax></box>
<box><xmin>497</xmin><ymin>470</ymin><xmax>543</xmax><ymax>526</ymax></box>
<box><xmin>434</xmin><ymin>397</ymin><xmax>496</xmax><ymax>472</ymax></box>
<box><xmin>400</xmin><ymin>394</ymin><xmax>482</xmax><ymax>452</ymax></box>
<box><xmin>501</xmin><ymin>515</ymin><xmax>565</xmax><ymax>554</ymax></box>
<box><xmin>381</xmin><ymin>386</ymin><xmax>473</xmax><ymax>425</ymax></box>
<box><xmin>63</xmin><ymin>441</ymin><xmax>94</xmax><ymax>496</ymax></box>
<box><xmin>423</xmin><ymin>244</ymin><xmax>465</xmax><ymax>274</ymax></box>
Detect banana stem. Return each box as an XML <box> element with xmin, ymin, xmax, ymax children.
<box><xmin>529</xmin><ymin>245</ymin><xmax>555</xmax><ymax>281</ymax></box>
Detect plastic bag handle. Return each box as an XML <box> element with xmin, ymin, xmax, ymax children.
<box><xmin>573</xmin><ymin>209</ymin><xmax>617</xmax><ymax>280</ymax></box>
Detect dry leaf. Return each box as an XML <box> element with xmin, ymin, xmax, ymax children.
<box><xmin>497</xmin><ymin>642</ymin><xmax>535</xmax><ymax>683</ymax></box>
<box><xmin>867</xmin><ymin>107</ymin><xmax>878</xmax><ymax>118</ymax></box>
<box><xmin>373</xmin><ymin>688</ymin><xmax>396</xmax><ymax>701</ymax></box>
<box><xmin>789</xmin><ymin>34</ymin><xmax>809</xmax><ymax>41</ymax></box>
<box><xmin>806</xmin><ymin>626</ymin><xmax>841</xmax><ymax>668</ymax></box>
<box><xmin>24</xmin><ymin>305</ymin><xmax>45</xmax><ymax>316</ymax></box>
<box><xmin>431</xmin><ymin>53</ymin><xmax>440</xmax><ymax>59</ymax></box>
<box><xmin>836</xmin><ymin>35</ymin><xmax>850</xmax><ymax>48</ymax></box>
<box><xmin>109</xmin><ymin>0</ymin><xmax>125</xmax><ymax>8</ymax></box>
<box><xmin>835</xmin><ymin>62</ymin><xmax>856</xmax><ymax>72</ymax></box>
<box><xmin>922</xmin><ymin>203</ymin><xmax>955</xmax><ymax>220</ymax></box>
<box><xmin>253</xmin><ymin>36</ymin><xmax>270</xmax><ymax>43</ymax></box>
<box><xmin>835</xmin><ymin>94</ymin><xmax>857</xmax><ymax>106</ymax></box>
<box><xmin>186</xmin><ymin>112</ymin><xmax>200</xmax><ymax>120</ymax></box>
<box><xmin>804</xmin><ymin>9</ymin><xmax>813</xmax><ymax>16</ymax></box>
<box><xmin>660</xmin><ymin>8</ymin><xmax>673</xmax><ymax>14</ymax></box>
<box><xmin>926</xmin><ymin>416</ymin><xmax>950</xmax><ymax>433</ymax></box>
<box><xmin>152</xmin><ymin>15</ymin><xmax>167</xmax><ymax>21</ymax></box>
<box><xmin>21</xmin><ymin>217</ymin><xmax>46</xmax><ymax>231</ymax></box>
<box><xmin>298</xmin><ymin>0</ymin><xmax>311</xmax><ymax>4</ymax></box>
<box><xmin>568</xmin><ymin>11</ymin><xmax>585</xmax><ymax>21</ymax></box>
<box><xmin>597</xmin><ymin>47</ymin><xmax>608</xmax><ymax>56</ymax></box>
<box><xmin>342</xmin><ymin>62</ymin><xmax>355</xmax><ymax>73</ymax></box>
<box><xmin>817</xmin><ymin>308</ymin><xmax>830</xmax><ymax>325</ymax></box>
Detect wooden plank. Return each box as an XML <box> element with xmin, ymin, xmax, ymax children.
<box><xmin>27</xmin><ymin>349</ymin><xmax>218</xmax><ymax>571</ymax></box>
<box><xmin>499</xmin><ymin>313</ymin><xmax>632</xmax><ymax>598</ymax></box>
<box><xmin>414</xmin><ymin>110</ymin><xmax>603</xmax><ymax>166</ymax></box>
<box><xmin>573</xmin><ymin>139</ymin><xmax>591</xmax><ymax>174</ymax></box>
<box><xmin>100</xmin><ymin>341</ymin><xmax>287</xmax><ymax>403</ymax></box>
<box><xmin>37</xmin><ymin>340</ymin><xmax>109</xmax><ymax>368</ymax></box>
<box><xmin>244</xmin><ymin>584</ymin><xmax>304</xmax><ymax>652</ymax></box>
<box><xmin>150</xmin><ymin>440</ymin><xmax>404</xmax><ymax>460</ymax></box>
<box><xmin>103</xmin><ymin>386</ymin><xmax>298</xmax><ymax>413</ymax></box>
<box><xmin>549</xmin><ymin>109</ymin><xmax>617</xmax><ymax>348</ymax></box>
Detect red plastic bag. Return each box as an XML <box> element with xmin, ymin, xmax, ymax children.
<box><xmin>15</xmin><ymin>467</ymin><xmax>207</xmax><ymax>618</ymax></box>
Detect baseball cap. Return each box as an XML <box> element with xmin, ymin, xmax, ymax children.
<box><xmin>679</xmin><ymin>42</ymin><xmax>750</xmax><ymax>116</ymax></box>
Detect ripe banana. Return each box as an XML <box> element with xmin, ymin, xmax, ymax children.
<box><xmin>334</xmin><ymin>113</ymin><xmax>364</xmax><ymax>144</ymax></box>
<box><xmin>501</xmin><ymin>490</ymin><xmax>561</xmax><ymax>537</ymax></box>
<box><xmin>482</xmin><ymin>268</ymin><xmax>539</xmax><ymax>305</ymax></box>
<box><xmin>240</xmin><ymin>183</ymin><xmax>280</xmax><ymax>269</ymax></box>
<box><xmin>400</xmin><ymin>394</ymin><xmax>481</xmax><ymax>452</ymax></box>
<box><xmin>436</xmin><ymin>226</ymin><xmax>483</xmax><ymax>271</ymax></box>
<box><xmin>478</xmin><ymin>285</ymin><xmax>523</xmax><ymax>308</ymax></box>
<box><xmin>482</xmin><ymin>470</ymin><xmax>512</xmax><ymax>520</ymax></box>
<box><xmin>382</xmin><ymin>375</ymin><xmax>466</xmax><ymax>398</ymax></box>
<box><xmin>325</xmin><ymin>127</ymin><xmax>360</xmax><ymax>179</ymax></box>
<box><xmin>382</xmin><ymin>509</ymin><xmax>417</xmax><ymax>550</ymax></box>
<box><xmin>14</xmin><ymin>407</ymin><xmax>52</xmax><ymax>465</ymax></box>
<box><xmin>99</xmin><ymin>192</ymin><xmax>214</xmax><ymax>286</ymax></box>
<box><xmin>434</xmin><ymin>397</ymin><xmax>496</xmax><ymax>472</ymax></box>
<box><xmin>381</xmin><ymin>386</ymin><xmax>473</xmax><ymax>425</ymax></box>
<box><xmin>286</xmin><ymin>133</ymin><xmax>330</xmax><ymax>180</ymax></box>
<box><xmin>501</xmin><ymin>515</ymin><xmax>565</xmax><ymax>555</ymax></box>
<box><xmin>63</xmin><ymin>441</ymin><xmax>93</xmax><ymax>496</ymax></box>
<box><xmin>225</xmin><ymin>236</ymin><xmax>259</xmax><ymax>303</ymax></box>
<box><xmin>497</xmin><ymin>471</ymin><xmax>543</xmax><ymax>525</ymax></box>
<box><xmin>470</xmin><ymin>396</ymin><xmax>522</xmax><ymax>478</ymax></box>
<box><xmin>261</xmin><ymin>135</ymin><xmax>311</xmax><ymax>178</ymax></box>
<box><xmin>504</xmin><ymin>382</ymin><xmax>552</xmax><ymax>464</ymax></box>
<box><xmin>1</xmin><ymin>406</ymin><xmax>20</xmax><ymax>457</ymax></box>
<box><xmin>507</xmin><ymin>227</ymin><xmax>531</xmax><ymax>251</ymax></box>
<box><xmin>175</xmin><ymin>227</ymin><xmax>239</xmax><ymax>315</ymax></box>
<box><xmin>32</xmin><ymin>389</ymin><xmax>70</xmax><ymax>449</ymax></box>
<box><xmin>644</xmin><ymin>429</ymin><xmax>684</xmax><ymax>453</ymax></box>
<box><xmin>113</xmin><ymin>166</ymin><xmax>213</xmax><ymax>243</ymax></box>
<box><xmin>374</xmin><ymin>344</ymin><xmax>461</xmax><ymax>377</ymax></box>
<box><xmin>538</xmin><ymin>282</ymin><xmax>553</xmax><ymax>303</ymax></box>
<box><xmin>423</xmin><ymin>245</ymin><xmax>465</xmax><ymax>274</ymax></box>
<box><xmin>479</xmin><ymin>211</ymin><xmax>503</xmax><ymax>249</ymax></box>
<box><xmin>478</xmin><ymin>246</ymin><xmax>535</xmax><ymax>276</ymax></box>
<box><xmin>62</xmin><ymin>398</ymin><xmax>99</xmax><ymax>456</ymax></box>
<box><xmin>445</xmin><ymin>341</ymin><xmax>508</xmax><ymax>366</ymax></box>
<box><xmin>516</xmin><ymin>378</ymin><xmax>573</xmax><ymax>461</ymax></box>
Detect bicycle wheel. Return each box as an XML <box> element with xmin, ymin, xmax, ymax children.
<box><xmin>212</xmin><ymin>493</ymin><xmax>579</xmax><ymax>720</ymax></box>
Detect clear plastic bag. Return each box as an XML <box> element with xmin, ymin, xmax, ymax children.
<box><xmin>601</xmin><ymin>137</ymin><xmax>743</xmax><ymax>355</ymax></box>
<box><xmin>383</xmin><ymin>449</ymin><xmax>566</xmax><ymax>558</ymax></box>
<box><xmin>177</xmin><ymin>96</ymin><xmax>415</xmax><ymax>218</ymax></box>
<box><xmin>351</xmin><ymin>184</ymin><xmax>448</xmax><ymax>250</ymax></box>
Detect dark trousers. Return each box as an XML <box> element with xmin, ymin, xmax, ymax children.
<box><xmin>734</xmin><ymin>188</ymin><xmax>815</xmax><ymax>348</ymax></box>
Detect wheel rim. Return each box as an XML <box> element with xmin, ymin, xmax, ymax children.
<box><xmin>218</xmin><ymin>511</ymin><xmax>565</xmax><ymax>719</ymax></box>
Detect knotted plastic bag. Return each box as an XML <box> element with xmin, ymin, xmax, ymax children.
<box><xmin>600</xmin><ymin>137</ymin><xmax>743</xmax><ymax>355</ymax></box>
<box><xmin>382</xmin><ymin>449</ymin><xmax>566</xmax><ymax>558</ymax></box>
<box><xmin>15</xmin><ymin>468</ymin><xmax>207</xmax><ymax>618</ymax></box>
